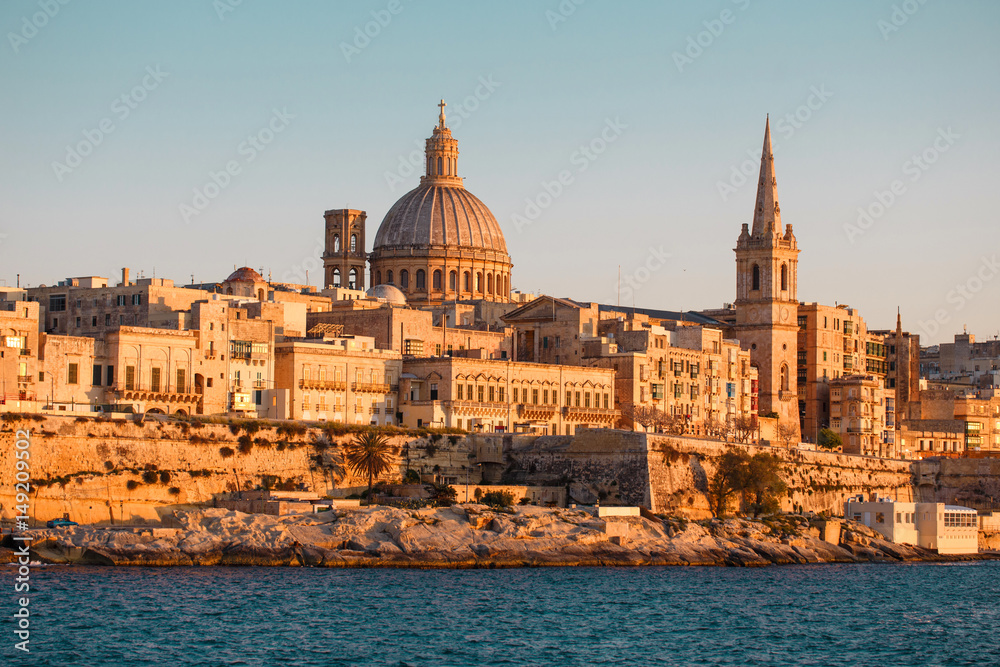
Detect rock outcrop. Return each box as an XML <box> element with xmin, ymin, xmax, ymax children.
<box><xmin>19</xmin><ymin>506</ymin><xmax>994</xmax><ymax>569</ymax></box>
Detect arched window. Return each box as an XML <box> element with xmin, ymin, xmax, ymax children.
<box><xmin>416</xmin><ymin>269</ymin><xmax>426</xmax><ymax>289</ymax></box>
<box><xmin>780</xmin><ymin>364</ymin><xmax>789</xmax><ymax>391</ymax></box>
<box><xmin>350</xmin><ymin>234</ymin><xmax>357</xmax><ymax>253</ymax></box>
<box><xmin>780</xmin><ymin>264</ymin><xmax>788</xmax><ymax>291</ymax></box>
<box><xmin>497</xmin><ymin>273</ymin><xmax>504</xmax><ymax>297</ymax></box>
<box><xmin>348</xmin><ymin>268</ymin><xmax>358</xmax><ymax>290</ymax></box>
<box><xmin>332</xmin><ymin>268</ymin><xmax>341</xmax><ymax>288</ymax></box>
<box><xmin>752</xmin><ymin>264</ymin><xmax>760</xmax><ymax>291</ymax></box>
<box><xmin>333</xmin><ymin>234</ymin><xmax>340</xmax><ymax>252</ymax></box>
<box><xmin>449</xmin><ymin>271</ymin><xmax>457</xmax><ymax>291</ymax></box>
<box><xmin>437</xmin><ymin>157</ymin><xmax>443</xmax><ymax>175</ymax></box>
<box><xmin>386</xmin><ymin>270</ymin><xmax>394</xmax><ymax>285</ymax></box>
<box><xmin>486</xmin><ymin>273</ymin><xmax>493</xmax><ymax>295</ymax></box>
<box><xmin>375</xmin><ymin>271</ymin><xmax>381</xmax><ymax>285</ymax></box>
<box><xmin>400</xmin><ymin>270</ymin><xmax>409</xmax><ymax>289</ymax></box>
<box><xmin>257</xmin><ymin>288</ymin><xmax>264</xmax><ymax>301</ymax></box>
<box><xmin>476</xmin><ymin>272</ymin><xmax>483</xmax><ymax>293</ymax></box>
<box><xmin>463</xmin><ymin>271</ymin><xmax>471</xmax><ymax>291</ymax></box>
<box><xmin>432</xmin><ymin>270</ymin><xmax>442</xmax><ymax>290</ymax></box>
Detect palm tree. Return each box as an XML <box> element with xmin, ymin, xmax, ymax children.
<box><xmin>342</xmin><ymin>431</ymin><xmax>397</xmax><ymax>504</ymax></box>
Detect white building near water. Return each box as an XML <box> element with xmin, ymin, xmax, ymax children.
<box><xmin>845</xmin><ymin>497</ymin><xmax>978</xmax><ymax>555</ymax></box>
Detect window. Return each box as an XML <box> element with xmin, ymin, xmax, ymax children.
<box><xmin>433</xmin><ymin>270</ymin><xmax>442</xmax><ymax>290</ymax></box>
<box><xmin>400</xmin><ymin>270</ymin><xmax>409</xmax><ymax>289</ymax></box>
<box><xmin>117</xmin><ymin>295</ymin><xmax>126</xmax><ymax>306</ymax></box>
<box><xmin>512</xmin><ymin>387</ymin><xmax>518</xmax><ymax>403</ymax></box>
<box><xmin>92</xmin><ymin>315</ymin><xmax>97</xmax><ymax>327</ymax></box>
<box><xmin>780</xmin><ymin>364</ymin><xmax>789</xmax><ymax>391</ymax></box>
<box><xmin>475</xmin><ymin>272</ymin><xmax>483</xmax><ymax>292</ymax></box>
<box><xmin>604</xmin><ymin>393</ymin><xmax>609</xmax><ymax>409</ymax></box>
<box><xmin>780</xmin><ymin>264</ymin><xmax>788</xmax><ymax>291</ymax></box>
<box><xmin>132</xmin><ymin>294</ymin><xmax>141</xmax><ymax>306</ymax></box>
<box><xmin>575</xmin><ymin>391</ymin><xmax>581</xmax><ymax>407</ymax></box>
<box><xmin>430</xmin><ymin>382</ymin><xmax>438</xmax><ymax>400</ymax></box>
<box><xmin>106</xmin><ymin>366</ymin><xmax>114</xmax><ymax>386</ymax></box>
<box><xmin>333</xmin><ymin>234</ymin><xmax>340</xmax><ymax>252</ymax></box>
<box><xmin>449</xmin><ymin>271</ymin><xmax>457</xmax><ymax>291</ymax></box>
<box><xmin>584</xmin><ymin>392</ymin><xmax>591</xmax><ymax>408</ymax></box>
<box><xmin>150</xmin><ymin>367</ymin><xmax>161</xmax><ymax>392</ymax></box>
<box><xmin>350</xmin><ymin>234</ymin><xmax>357</xmax><ymax>252</ymax></box>
<box><xmin>532</xmin><ymin>389</ymin><xmax>539</xmax><ymax>405</ymax></box>
<box><xmin>487</xmin><ymin>273</ymin><xmax>493</xmax><ymax>295</ymax></box>
<box><xmin>125</xmin><ymin>366</ymin><xmax>135</xmax><ymax>390</ymax></box>
<box><xmin>488</xmin><ymin>386</ymin><xmax>495</xmax><ymax>402</ymax></box>
<box><xmin>176</xmin><ymin>369</ymin><xmax>186</xmax><ymax>393</ymax></box>
<box><xmin>498</xmin><ymin>387</ymin><xmax>505</xmax><ymax>402</ymax></box>
<box><xmin>416</xmin><ymin>269</ymin><xmax>426</xmax><ymax>289</ymax></box>
<box><xmin>348</xmin><ymin>268</ymin><xmax>358</xmax><ymax>290</ymax></box>
<box><xmin>751</xmin><ymin>265</ymin><xmax>760</xmax><ymax>291</ymax></box>
<box><xmin>49</xmin><ymin>294</ymin><xmax>67</xmax><ymax>312</ymax></box>
<box><xmin>387</xmin><ymin>270</ymin><xmax>394</xmax><ymax>285</ymax></box>
<box><xmin>76</xmin><ymin>317</ymin><xmax>81</xmax><ymax>328</ymax></box>
<box><xmin>93</xmin><ymin>364</ymin><xmax>102</xmax><ymax>387</ymax></box>
<box><xmin>457</xmin><ymin>383</ymin><xmax>464</xmax><ymax>400</ymax></box>
<box><xmin>477</xmin><ymin>386</ymin><xmax>485</xmax><ymax>402</ymax></box>
<box><xmin>67</xmin><ymin>363</ymin><xmax>78</xmax><ymax>385</ymax></box>
<box><xmin>566</xmin><ymin>390</ymin><xmax>572</xmax><ymax>406</ymax></box>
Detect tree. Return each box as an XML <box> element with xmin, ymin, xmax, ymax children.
<box><xmin>818</xmin><ymin>428</ymin><xmax>843</xmax><ymax>451</ymax></box>
<box><xmin>732</xmin><ymin>416</ymin><xmax>756</xmax><ymax>444</ymax></box>
<box><xmin>629</xmin><ymin>405</ymin><xmax>661</xmax><ymax>431</ymax></box>
<box><xmin>777</xmin><ymin>422</ymin><xmax>799</xmax><ymax>448</ymax></box>
<box><xmin>342</xmin><ymin>431</ymin><xmax>397</xmax><ymax>503</ymax></box>
<box><xmin>707</xmin><ymin>449</ymin><xmax>750</xmax><ymax>517</ymax></box>
<box><xmin>740</xmin><ymin>453</ymin><xmax>787</xmax><ymax>517</ymax></box>
<box><xmin>703</xmin><ymin>415</ymin><xmax>728</xmax><ymax>440</ymax></box>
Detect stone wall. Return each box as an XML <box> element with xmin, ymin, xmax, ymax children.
<box><xmin>914</xmin><ymin>457</ymin><xmax>1000</xmax><ymax>509</ymax></box>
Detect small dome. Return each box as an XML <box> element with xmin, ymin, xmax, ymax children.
<box><xmin>226</xmin><ymin>267</ymin><xmax>263</xmax><ymax>283</ymax></box>
<box><xmin>366</xmin><ymin>284</ymin><xmax>407</xmax><ymax>305</ymax></box>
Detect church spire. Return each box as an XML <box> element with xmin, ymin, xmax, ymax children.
<box><xmin>421</xmin><ymin>99</ymin><xmax>463</xmax><ymax>187</ymax></box>
<box><xmin>751</xmin><ymin>115</ymin><xmax>781</xmax><ymax>237</ymax></box>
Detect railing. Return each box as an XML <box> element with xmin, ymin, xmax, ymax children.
<box><xmin>299</xmin><ymin>379</ymin><xmax>347</xmax><ymax>391</ymax></box>
<box><xmin>352</xmin><ymin>382</ymin><xmax>395</xmax><ymax>393</ymax></box>
<box><xmin>19</xmin><ymin>349</ymin><xmax>30</xmax><ymax>356</ymax></box>
<box><xmin>561</xmin><ymin>406</ymin><xmax>618</xmax><ymax>417</ymax></box>
<box><xmin>17</xmin><ymin>375</ymin><xmax>32</xmax><ymax>383</ymax></box>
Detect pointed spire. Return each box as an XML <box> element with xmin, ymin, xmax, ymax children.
<box><xmin>896</xmin><ymin>307</ymin><xmax>902</xmax><ymax>335</ymax></box>
<box><xmin>751</xmin><ymin>115</ymin><xmax>781</xmax><ymax>237</ymax></box>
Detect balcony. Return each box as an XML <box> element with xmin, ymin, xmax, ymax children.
<box><xmin>299</xmin><ymin>378</ymin><xmax>347</xmax><ymax>391</ymax></box>
<box><xmin>17</xmin><ymin>375</ymin><xmax>32</xmax><ymax>383</ymax></box>
<box><xmin>561</xmin><ymin>405</ymin><xmax>619</xmax><ymax>422</ymax></box>
<box><xmin>18</xmin><ymin>349</ymin><xmax>30</xmax><ymax>356</ymax></box>
<box><xmin>352</xmin><ymin>382</ymin><xmax>395</xmax><ymax>394</ymax></box>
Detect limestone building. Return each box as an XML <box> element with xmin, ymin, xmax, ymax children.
<box><xmin>830</xmin><ymin>374</ymin><xmax>893</xmax><ymax>457</ymax></box>
<box><xmin>322</xmin><ymin>209</ymin><xmax>367</xmax><ymax>291</ymax></box>
<box><xmin>732</xmin><ymin>118</ymin><xmax>800</xmax><ymax>438</ymax></box>
<box><xmin>366</xmin><ymin>103</ymin><xmax>513</xmax><ymax>307</ymax></box>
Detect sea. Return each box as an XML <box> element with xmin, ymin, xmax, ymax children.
<box><xmin>5</xmin><ymin>561</ymin><xmax>999</xmax><ymax>666</ymax></box>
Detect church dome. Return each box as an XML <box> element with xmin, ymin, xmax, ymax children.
<box><xmin>368</xmin><ymin>101</ymin><xmax>513</xmax><ymax>308</ymax></box>
<box><xmin>373</xmin><ymin>185</ymin><xmax>508</xmax><ymax>254</ymax></box>
<box><xmin>365</xmin><ymin>284</ymin><xmax>407</xmax><ymax>305</ymax></box>
<box><xmin>226</xmin><ymin>266</ymin><xmax>263</xmax><ymax>282</ymax></box>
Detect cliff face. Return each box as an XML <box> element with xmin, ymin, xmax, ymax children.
<box><xmin>914</xmin><ymin>458</ymin><xmax>1000</xmax><ymax>509</ymax></box>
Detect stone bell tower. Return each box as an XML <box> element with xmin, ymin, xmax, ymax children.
<box><xmin>322</xmin><ymin>209</ymin><xmax>367</xmax><ymax>290</ymax></box>
<box><xmin>733</xmin><ymin>116</ymin><xmax>801</xmax><ymax>440</ymax></box>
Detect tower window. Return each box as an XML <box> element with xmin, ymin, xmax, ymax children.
<box><xmin>464</xmin><ymin>271</ymin><xmax>471</xmax><ymax>291</ymax></box>
<box><xmin>332</xmin><ymin>268</ymin><xmax>341</xmax><ymax>288</ymax></box>
<box><xmin>387</xmin><ymin>270</ymin><xmax>393</xmax><ymax>285</ymax></box>
<box><xmin>487</xmin><ymin>273</ymin><xmax>493</xmax><ymax>295</ymax></box>
<box><xmin>780</xmin><ymin>364</ymin><xmax>789</xmax><ymax>392</ymax></box>
<box><xmin>350</xmin><ymin>234</ymin><xmax>357</xmax><ymax>253</ymax></box>
<box><xmin>449</xmin><ymin>271</ymin><xmax>457</xmax><ymax>291</ymax></box>
<box><xmin>416</xmin><ymin>269</ymin><xmax>426</xmax><ymax>290</ymax></box>
<box><xmin>400</xmin><ymin>270</ymin><xmax>409</xmax><ymax>289</ymax></box>
<box><xmin>333</xmin><ymin>235</ymin><xmax>340</xmax><ymax>252</ymax></box>
<box><xmin>780</xmin><ymin>264</ymin><xmax>788</xmax><ymax>291</ymax></box>
<box><xmin>433</xmin><ymin>270</ymin><xmax>442</xmax><ymax>290</ymax></box>
<box><xmin>348</xmin><ymin>268</ymin><xmax>358</xmax><ymax>290</ymax></box>
<box><xmin>752</xmin><ymin>264</ymin><xmax>760</xmax><ymax>291</ymax></box>
<box><xmin>476</xmin><ymin>272</ymin><xmax>483</xmax><ymax>293</ymax></box>
<box><xmin>437</xmin><ymin>156</ymin><xmax>443</xmax><ymax>174</ymax></box>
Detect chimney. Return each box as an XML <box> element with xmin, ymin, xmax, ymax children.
<box><xmin>121</xmin><ymin>267</ymin><xmax>130</xmax><ymax>286</ymax></box>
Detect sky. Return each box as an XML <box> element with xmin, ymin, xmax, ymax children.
<box><xmin>1</xmin><ymin>0</ymin><xmax>998</xmax><ymax>345</ymax></box>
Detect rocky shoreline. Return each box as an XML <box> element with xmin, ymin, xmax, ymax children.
<box><xmin>4</xmin><ymin>505</ymin><xmax>996</xmax><ymax>569</ymax></box>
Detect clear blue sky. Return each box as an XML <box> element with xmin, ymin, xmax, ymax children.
<box><xmin>1</xmin><ymin>0</ymin><xmax>998</xmax><ymax>344</ymax></box>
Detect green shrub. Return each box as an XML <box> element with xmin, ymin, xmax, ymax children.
<box><xmin>481</xmin><ymin>490</ymin><xmax>516</xmax><ymax>508</ymax></box>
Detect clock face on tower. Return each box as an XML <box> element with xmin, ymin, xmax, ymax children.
<box><xmin>780</xmin><ymin>307</ymin><xmax>789</xmax><ymax>322</ymax></box>
<box><xmin>749</xmin><ymin>308</ymin><xmax>760</xmax><ymax>323</ymax></box>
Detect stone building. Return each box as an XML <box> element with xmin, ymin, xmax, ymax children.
<box><xmin>367</xmin><ymin>103</ymin><xmax>513</xmax><ymax>307</ymax></box>
<box><xmin>0</xmin><ymin>300</ymin><xmax>40</xmax><ymax>409</ymax></box>
<box><xmin>322</xmin><ymin>209</ymin><xmax>367</xmax><ymax>291</ymax></box>
<box><xmin>871</xmin><ymin>312</ymin><xmax>922</xmax><ymax>421</ymax></box>
<box><xmin>731</xmin><ymin>118</ymin><xmax>800</xmax><ymax>438</ymax></box>
<box><xmin>398</xmin><ymin>356</ymin><xmax>617</xmax><ymax>434</ymax></box>
<box><xmin>273</xmin><ymin>332</ymin><xmax>401</xmax><ymax>424</ymax></box>
<box><xmin>830</xmin><ymin>374</ymin><xmax>892</xmax><ymax>457</ymax></box>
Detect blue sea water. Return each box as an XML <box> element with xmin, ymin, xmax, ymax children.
<box><xmin>4</xmin><ymin>561</ymin><xmax>1000</xmax><ymax>666</ymax></box>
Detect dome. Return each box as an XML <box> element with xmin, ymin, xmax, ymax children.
<box><xmin>226</xmin><ymin>267</ymin><xmax>263</xmax><ymax>283</ymax></box>
<box><xmin>365</xmin><ymin>284</ymin><xmax>407</xmax><ymax>305</ymax></box>
<box><xmin>373</xmin><ymin>184</ymin><xmax>508</xmax><ymax>254</ymax></box>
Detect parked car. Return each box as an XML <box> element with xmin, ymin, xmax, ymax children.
<box><xmin>46</xmin><ymin>519</ymin><xmax>78</xmax><ymax>528</ymax></box>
